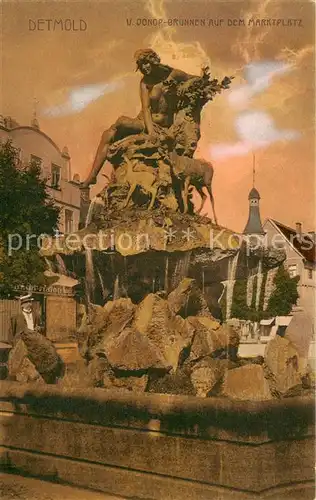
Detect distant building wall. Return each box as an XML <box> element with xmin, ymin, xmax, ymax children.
<box><xmin>263</xmin><ymin>220</ymin><xmax>315</xmax><ymax>321</ymax></box>
<box><xmin>0</xmin><ymin>121</ymin><xmax>81</xmax><ymax>233</ymax></box>
<box><xmin>0</xmin><ymin>301</ymin><xmax>20</xmax><ymax>344</ymax></box>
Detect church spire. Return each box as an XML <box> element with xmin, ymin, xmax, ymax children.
<box><xmin>31</xmin><ymin>97</ymin><xmax>40</xmax><ymax>129</ymax></box>
<box><xmin>243</xmin><ymin>154</ymin><xmax>264</xmax><ymax>235</ymax></box>
<box><xmin>252</xmin><ymin>152</ymin><xmax>255</xmax><ymax>188</ymax></box>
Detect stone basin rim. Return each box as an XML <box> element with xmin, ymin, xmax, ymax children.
<box><xmin>0</xmin><ymin>381</ymin><xmax>314</xmax><ymax>420</ymax></box>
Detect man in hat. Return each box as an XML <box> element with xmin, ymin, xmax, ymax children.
<box><xmin>8</xmin><ymin>294</ymin><xmax>64</xmax><ymax>384</ymax></box>
<box><xmin>8</xmin><ymin>294</ymin><xmax>42</xmax><ymax>342</ymax></box>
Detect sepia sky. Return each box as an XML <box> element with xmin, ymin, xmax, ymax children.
<box><xmin>1</xmin><ymin>0</ymin><xmax>315</xmax><ymax>232</ymax></box>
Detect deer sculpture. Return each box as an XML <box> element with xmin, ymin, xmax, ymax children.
<box><xmin>170</xmin><ymin>151</ymin><xmax>218</xmax><ymax>225</ymax></box>
<box><xmin>122</xmin><ymin>154</ymin><xmax>160</xmax><ymax>210</ymax></box>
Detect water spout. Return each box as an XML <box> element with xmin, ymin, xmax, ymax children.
<box><xmin>255</xmin><ymin>259</ymin><xmax>263</xmax><ymax>310</ymax></box>
<box><xmin>97</xmin><ymin>267</ymin><xmax>107</xmax><ymax>300</ymax></box>
<box><xmin>113</xmin><ymin>274</ymin><xmax>120</xmax><ymax>300</ymax></box>
<box><xmin>226</xmin><ymin>252</ymin><xmax>239</xmax><ymax>320</ymax></box>
<box><xmin>85</xmin><ymin>249</ymin><xmax>96</xmax><ymax>305</ymax></box>
<box><xmin>85</xmin><ymin>195</ymin><xmax>99</xmax><ymax>226</ymax></box>
<box><xmin>164</xmin><ymin>256</ymin><xmax>169</xmax><ymax>292</ymax></box>
<box><xmin>84</xmin><ymin>196</ymin><xmax>99</xmax><ymax>305</ymax></box>
<box><xmin>171</xmin><ymin>251</ymin><xmax>191</xmax><ymax>289</ymax></box>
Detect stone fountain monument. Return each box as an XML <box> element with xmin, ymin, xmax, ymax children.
<box><xmin>40</xmin><ymin>49</ymin><xmax>311</xmax><ymax>400</ymax></box>
<box><xmin>3</xmin><ymin>50</ymin><xmax>314</xmax><ymax>500</ymax></box>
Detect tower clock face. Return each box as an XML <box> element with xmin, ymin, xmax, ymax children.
<box><xmin>251</xmin><ymin>199</ymin><xmax>259</xmax><ymax>206</ymax></box>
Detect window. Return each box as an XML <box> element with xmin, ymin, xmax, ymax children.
<box><xmin>51</xmin><ymin>164</ymin><xmax>61</xmax><ymax>189</ymax></box>
<box><xmin>30</xmin><ymin>154</ymin><xmax>42</xmax><ymax>168</ymax></box>
<box><xmin>65</xmin><ymin>210</ymin><xmax>73</xmax><ymax>234</ymax></box>
<box><xmin>288</xmin><ymin>264</ymin><xmax>297</xmax><ymax>278</ymax></box>
<box><xmin>307</xmin><ymin>269</ymin><xmax>313</xmax><ymax>280</ymax></box>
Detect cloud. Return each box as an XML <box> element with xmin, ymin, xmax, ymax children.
<box><xmin>237</xmin><ymin>111</ymin><xmax>299</xmax><ymax>144</ymax></box>
<box><xmin>212</xmin><ymin>59</ymin><xmax>300</xmax><ymax>159</ymax></box>
<box><xmin>211</xmin><ymin>110</ymin><xmax>300</xmax><ymax>159</ymax></box>
<box><xmin>228</xmin><ymin>60</ymin><xmax>292</xmax><ymax>108</ymax></box>
<box><xmin>43</xmin><ymin>80</ymin><xmax>124</xmax><ymax>117</ymax></box>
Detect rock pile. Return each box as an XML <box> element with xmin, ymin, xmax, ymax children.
<box><xmin>8</xmin><ymin>331</ymin><xmax>64</xmax><ymax>384</ymax></box>
<box><xmin>59</xmin><ymin>279</ymin><xmax>313</xmax><ymax>400</ymax></box>
<box><xmin>60</xmin><ymin>279</ymin><xmax>257</xmax><ymax>397</ymax></box>
<box><xmin>7</xmin><ymin>279</ymin><xmax>312</xmax><ymax>401</ymax></box>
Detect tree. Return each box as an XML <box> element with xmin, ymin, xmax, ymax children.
<box><xmin>266</xmin><ymin>264</ymin><xmax>299</xmax><ymax>316</ymax></box>
<box><xmin>230</xmin><ymin>278</ymin><xmax>250</xmax><ymax>320</ymax></box>
<box><xmin>229</xmin><ymin>265</ymin><xmax>299</xmax><ymax>322</ymax></box>
<box><xmin>0</xmin><ymin>141</ymin><xmax>60</xmax><ymax>296</ymax></box>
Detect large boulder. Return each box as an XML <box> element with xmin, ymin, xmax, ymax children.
<box><xmin>107</xmin><ymin>374</ymin><xmax>148</xmax><ymax>393</ymax></box>
<box><xmin>133</xmin><ymin>294</ymin><xmax>192</xmax><ymax>371</ymax></box>
<box><xmin>284</xmin><ymin>310</ymin><xmax>314</xmax><ymax>375</ymax></box>
<box><xmin>0</xmin><ymin>342</ymin><xmax>12</xmax><ymax>380</ymax></box>
<box><xmin>168</xmin><ymin>278</ymin><xmax>213</xmax><ymax>318</ymax></box>
<box><xmin>61</xmin><ymin>355</ymin><xmax>149</xmax><ymax>393</ymax></box>
<box><xmin>78</xmin><ymin>298</ymin><xmax>136</xmax><ymax>359</ymax></box>
<box><xmin>264</xmin><ymin>335</ymin><xmax>303</xmax><ymax>397</ymax></box>
<box><xmin>220</xmin><ymin>364</ymin><xmax>273</xmax><ymax>401</ymax></box>
<box><xmin>64</xmin><ymin>355</ymin><xmax>149</xmax><ymax>393</ymax></box>
<box><xmin>8</xmin><ymin>340</ymin><xmax>44</xmax><ymax>384</ymax></box>
<box><xmin>190</xmin><ymin>358</ymin><xmax>228</xmax><ymax>397</ymax></box>
<box><xmin>75</xmin><ymin>294</ymin><xmax>196</xmax><ymax>393</ymax></box>
<box><xmin>147</xmin><ymin>369</ymin><xmax>196</xmax><ymax>396</ymax></box>
<box><xmin>10</xmin><ymin>333</ymin><xmax>64</xmax><ymax>384</ymax></box>
<box><xmin>90</xmin><ymin>355</ymin><xmax>148</xmax><ymax>393</ymax></box>
<box><xmin>186</xmin><ymin>318</ymin><xmax>239</xmax><ymax>363</ymax></box>
<box><xmin>15</xmin><ymin>357</ymin><xmax>45</xmax><ymax>384</ymax></box>
<box><xmin>8</xmin><ymin>339</ymin><xmax>28</xmax><ymax>378</ymax></box>
<box><xmin>103</xmin><ymin>327</ymin><xmax>170</xmax><ymax>372</ymax></box>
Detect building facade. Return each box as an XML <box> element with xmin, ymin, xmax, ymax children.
<box><xmin>263</xmin><ymin>218</ymin><xmax>316</xmax><ymax>322</ymax></box>
<box><xmin>0</xmin><ymin>115</ymin><xmax>81</xmax><ymax>233</ymax></box>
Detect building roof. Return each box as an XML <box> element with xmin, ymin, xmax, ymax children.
<box><xmin>260</xmin><ymin>318</ymin><xmax>275</xmax><ymax>326</ymax></box>
<box><xmin>271</xmin><ymin>219</ymin><xmax>316</xmax><ymax>263</ymax></box>
<box><xmin>243</xmin><ymin>185</ymin><xmax>264</xmax><ymax>234</ymax></box>
<box><xmin>44</xmin><ymin>271</ymin><xmax>78</xmax><ymax>288</ymax></box>
<box><xmin>275</xmin><ymin>316</ymin><xmax>293</xmax><ymax>326</ymax></box>
<box><xmin>248</xmin><ymin>187</ymin><xmax>260</xmax><ymax>200</ymax></box>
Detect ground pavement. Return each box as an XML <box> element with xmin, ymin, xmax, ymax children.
<box><xmin>0</xmin><ymin>473</ymin><xmax>126</xmax><ymax>500</ymax></box>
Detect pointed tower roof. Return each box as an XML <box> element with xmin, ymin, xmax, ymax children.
<box><xmin>243</xmin><ymin>191</ymin><xmax>264</xmax><ymax>234</ymax></box>
<box><xmin>243</xmin><ymin>154</ymin><xmax>264</xmax><ymax>235</ymax></box>
<box><xmin>248</xmin><ymin>187</ymin><xmax>260</xmax><ymax>200</ymax></box>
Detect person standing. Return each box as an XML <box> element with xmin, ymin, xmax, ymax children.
<box><xmin>8</xmin><ymin>294</ymin><xmax>42</xmax><ymax>342</ymax></box>
<box><xmin>8</xmin><ymin>294</ymin><xmax>64</xmax><ymax>384</ymax></box>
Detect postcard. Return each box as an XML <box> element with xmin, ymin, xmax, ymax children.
<box><xmin>0</xmin><ymin>1</ymin><xmax>315</xmax><ymax>499</ymax></box>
